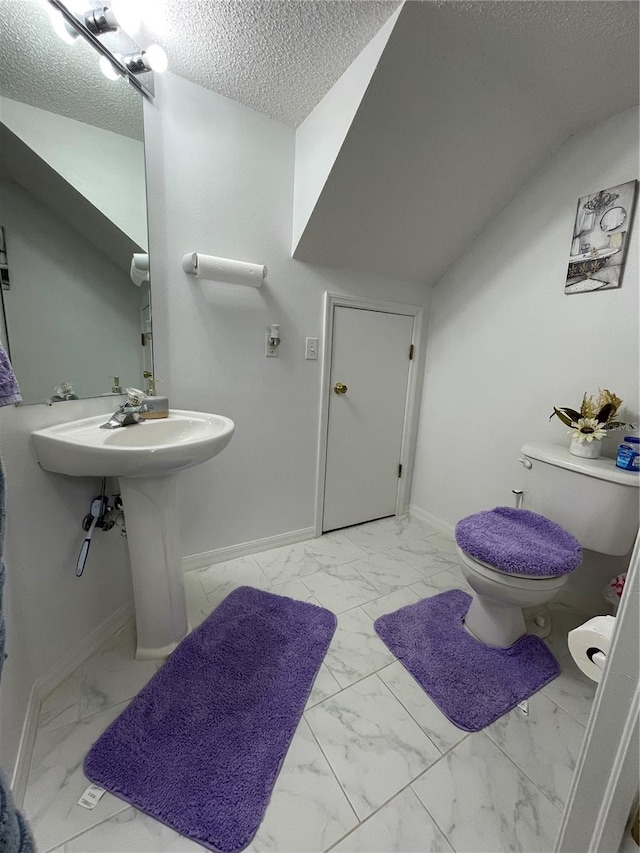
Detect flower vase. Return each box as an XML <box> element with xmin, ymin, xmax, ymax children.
<box><xmin>569</xmin><ymin>437</ymin><xmax>602</xmax><ymax>459</ymax></box>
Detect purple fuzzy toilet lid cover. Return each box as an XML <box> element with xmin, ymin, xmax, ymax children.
<box><xmin>455</xmin><ymin>507</ymin><xmax>581</xmax><ymax>577</ymax></box>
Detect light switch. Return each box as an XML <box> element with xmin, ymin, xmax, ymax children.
<box><xmin>305</xmin><ymin>337</ymin><xmax>319</xmax><ymax>360</ymax></box>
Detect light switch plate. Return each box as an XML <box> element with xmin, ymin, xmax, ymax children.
<box><xmin>305</xmin><ymin>337</ymin><xmax>319</xmax><ymax>360</ymax></box>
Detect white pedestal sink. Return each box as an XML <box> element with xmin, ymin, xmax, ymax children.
<box><xmin>32</xmin><ymin>411</ymin><xmax>234</xmax><ymax>659</ymax></box>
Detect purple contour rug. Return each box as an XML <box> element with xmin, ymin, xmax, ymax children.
<box><xmin>84</xmin><ymin>586</ymin><xmax>337</xmax><ymax>853</ymax></box>
<box><xmin>374</xmin><ymin>589</ymin><xmax>560</xmax><ymax>732</ymax></box>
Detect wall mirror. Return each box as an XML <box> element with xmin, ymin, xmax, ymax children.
<box><xmin>0</xmin><ymin>0</ymin><xmax>152</xmax><ymax>405</ymax></box>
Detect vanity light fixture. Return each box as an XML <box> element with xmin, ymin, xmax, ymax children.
<box><xmin>49</xmin><ymin>0</ymin><xmax>140</xmax><ymax>41</ymax></box>
<box><xmin>47</xmin><ymin>0</ymin><xmax>167</xmax><ymax>97</ymax></box>
<box><xmin>47</xmin><ymin>0</ymin><xmax>81</xmax><ymax>43</ymax></box>
<box><xmin>122</xmin><ymin>44</ymin><xmax>168</xmax><ymax>74</ymax></box>
<box><xmin>84</xmin><ymin>1</ymin><xmax>141</xmax><ymax>36</ymax></box>
<box><xmin>99</xmin><ymin>54</ymin><xmax>122</xmax><ymax>80</ymax></box>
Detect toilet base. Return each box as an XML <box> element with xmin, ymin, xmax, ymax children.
<box><xmin>524</xmin><ymin>606</ymin><xmax>552</xmax><ymax>639</ymax></box>
<box><xmin>464</xmin><ymin>594</ymin><xmax>527</xmax><ymax>648</ymax></box>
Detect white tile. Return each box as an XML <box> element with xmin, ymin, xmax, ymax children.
<box><xmin>306</xmin><ymin>664</ymin><xmax>342</xmax><ymax>709</ymax></box>
<box><xmin>184</xmin><ymin>571</ymin><xmax>213</xmax><ymax>629</ymax></box>
<box><xmin>541</xmin><ymin>652</ymin><xmax>597</xmax><ymax>726</ymax></box>
<box><xmin>246</xmin><ymin>718</ymin><xmax>358</xmax><ymax>852</ymax></box>
<box><xmin>323</xmin><ymin>607</ymin><xmax>396</xmax><ymax>688</ymax></box>
<box><xmin>38</xmin><ymin>671</ymin><xmax>81</xmax><ymax>734</ymax></box>
<box><xmin>378</xmin><ymin>662</ymin><xmax>467</xmax><ymax>754</ymax></box>
<box><xmin>411</xmin><ymin>567</ymin><xmax>469</xmax><ymax>600</ymax></box>
<box><xmin>306</xmin><ymin>674</ymin><xmax>441</xmax><ymax>820</ymax></box>
<box><xmin>253</xmin><ymin>541</ymin><xmax>324</xmax><ymax>585</ymax></box>
<box><xmin>198</xmin><ymin>555</ymin><xmax>271</xmax><ymax>606</ymax></box>
<box><xmin>544</xmin><ymin>603</ymin><xmax>591</xmax><ymax>661</ymax></box>
<box><xmin>77</xmin><ymin>623</ymin><xmax>161</xmax><ymax>719</ymax></box>
<box><xmin>24</xmin><ymin>703</ymin><xmax>130</xmax><ymax>852</ymax></box>
<box><xmin>360</xmin><ymin>587</ymin><xmax>421</xmax><ymax>623</ymax></box>
<box><xmin>268</xmin><ymin>578</ymin><xmax>321</xmax><ymax>606</ymax></box>
<box><xmin>388</xmin><ymin>535</ymin><xmax>462</xmax><ymax>577</ymax></box>
<box><xmin>302</xmin><ymin>532</ymin><xmax>367</xmax><ymax>569</ymax></box>
<box><xmin>340</xmin><ymin>519</ymin><xmax>413</xmax><ymax>554</ymax></box>
<box><xmin>412</xmin><ymin>733</ymin><xmax>561</xmax><ymax>853</ymax></box>
<box><xmin>63</xmin><ymin>807</ymin><xmax>204</xmax><ymax>852</ymax></box>
<box><xmin>350</xmin><ymin>551</ymin><xmax>425</xmax><ymax>592</ymax></box>
<box><xmin>332</xmin><ymin>787</ymin><xmax>454</xmax><ymax>853</ymax></box>
<box><xmin>375</xmin><ymin>514</ymin><xmax>442</xmax><ymax>541</ymax></box>
<box><xmin>302</xmin><ymin>565</ymin><xmax>381</xmax><ymax>614</ymax></box>
<box><xmin>485</xmin><ymin>691</ymin><xmax>585</xmax><ymax>809</ymax></box>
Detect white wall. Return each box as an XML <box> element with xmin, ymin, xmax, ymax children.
<box><xmin>411</xmin><ymin>107</ymin><xmax>639</xmax><ymax>611</ymax></box>
<box><xmin>292</xmin><ymin>5</ymin><xmax>400</xmax><ymax>251</ymax></box>
<box><xmin>0</xmin><ymin>179</ymin><xmax>143</xmax><ymax>403</ymax></box>
<box><xmin>0</xmin><ymin>97</ymin><xmax>147</xmax><ymax>250</ymax></box>
<box><xmin>144</xmin><ymin>72</ymin><xmax>431</xmax><ymax>558</ymax></box>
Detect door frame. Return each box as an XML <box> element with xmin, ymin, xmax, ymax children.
<box><xmin>314</xmin><ymin>292</ymin><xmax>424</xmax><ymax>537</ymax></box>
<box><xmin>554</xmin><ymin>536</ymin><xmax>639</xmax><ymax>852</ymax></box>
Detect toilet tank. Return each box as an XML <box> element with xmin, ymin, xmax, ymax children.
<box><xmin>520</xmin><ymin>442</ymin><xmax>639</xmax><ymax>556</ymax></box>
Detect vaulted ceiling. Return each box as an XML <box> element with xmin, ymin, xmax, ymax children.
<box><xmin>292</xmin><ymin>1</ymin><xmax>640</xmax><ymax>285</ymax></box>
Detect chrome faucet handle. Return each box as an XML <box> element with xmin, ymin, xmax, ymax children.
<box><xmin>101</xmin><ymin>402</ymin><xmax>148</xmax><ymax>429</ymax></box>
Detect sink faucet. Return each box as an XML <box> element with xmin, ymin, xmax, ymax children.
<box><xmin>100</xmin><ymin>402</ymin><xmax>148</xmax><ymax>430</ymax></box>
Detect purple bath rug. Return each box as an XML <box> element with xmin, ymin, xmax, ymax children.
<box><xmin>374</xmin><ymin>589</ymin><xmax>559</xmax><ymax>732</ymax></box>
<box><xmin>84</xmin><ymin>586</ymin><xmax>337</xmax><ymax>853</ymax></box>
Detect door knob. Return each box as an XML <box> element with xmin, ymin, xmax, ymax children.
<box><xmin>334</xmin><ymin>382</ymin><xmax>348</xmax><ymax>395</ymax></box>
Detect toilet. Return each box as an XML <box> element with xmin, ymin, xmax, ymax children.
<box><xmin>454</xmin><ymin>441</ymin><xmax>639</xmax><ymax>648</ymax></box>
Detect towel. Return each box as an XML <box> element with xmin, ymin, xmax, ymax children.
<box><xmin>0</xmin><ymin>460</ymin><xmax>34</xmax><ymax>851</ymax></box>
<box><xmin>0</xmin><ymin>345</ymin><xmax>21</xmax><ymax>407</ymax></box>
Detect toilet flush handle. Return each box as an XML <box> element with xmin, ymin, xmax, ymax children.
<box><xmin>518</xmin><ymin>457</ymin><xmax>532</xmax><ymax>469</ymax></box>
<box><xmin>512</xmin><ymin>489</ymin><xmax>524</xmax><ymax>509</ymax></box>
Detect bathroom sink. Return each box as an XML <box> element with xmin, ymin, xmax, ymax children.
<box><xmin>32</xmin><ymin>410</ymin><xmax>235</xmax><ymax>478</ymax></box>
<box><xmin>32</xmin><ymin>410</ymin><xmax>235</xmax><ymax>660</ymax></box>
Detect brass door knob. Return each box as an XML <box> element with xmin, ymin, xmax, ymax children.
<box><xmin>334</xmin><ymin>382</ymin><xmax>348</xmax><ymax>395</ymax></box>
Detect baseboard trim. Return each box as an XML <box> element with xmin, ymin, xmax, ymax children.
<box><xmin>11</xmin><ymin>600</ymin><xmax>134</xmax><ymax>807</ymax></box>
<box><xmin>182</xmin><ymin>526</ymin><xmax>317</xmax><ymax>573</ymax></box>
<box><xmin>409</xmin><ymin>504</ymin><xmax>454</xmax><ymax>534</ymax></box>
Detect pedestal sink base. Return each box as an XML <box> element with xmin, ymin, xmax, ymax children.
<box><xmin>119</xmin><ymin>473</ymin><xmax>189</xmax><ymax>660</ymax></box>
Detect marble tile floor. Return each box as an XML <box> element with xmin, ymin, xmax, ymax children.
<box><xmin>24</xmin><ymin>515</ymin><xmax>597</xmax><ymax>853</ymax></box>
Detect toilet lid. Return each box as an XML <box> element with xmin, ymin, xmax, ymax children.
<box><xmin>455</xmin><ymin>507</ymin><xmax>582</xmax><ymax>577</ymax></box>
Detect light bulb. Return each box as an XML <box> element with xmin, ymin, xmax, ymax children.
<box><xmin>48</xmin><ymin>7</ymin><xmax>79</xmax><ymax>43</ymax></box>
<box><xmin>110</xmin><ymin>0</ymin><xmax>141</xmax><ymax>35</ymax></box>
<box><xmin>99</xmin><ymin>55</ymin><xmax>121</xmax><ymax>81</ymax></box>
<box><xmin>144</xmin><ymin>44</ymin><xmax>168</xmax><ymax>73</ymax></box>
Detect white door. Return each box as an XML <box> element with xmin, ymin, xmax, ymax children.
<box><xmin>323</xmin><ymin>306</ymin><xmax>414</xmax><ymax>532</ymax></box>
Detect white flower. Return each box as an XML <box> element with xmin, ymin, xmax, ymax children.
<box><xmin>569</xmin><ymin>418</ymin><xmax>608</xmax><ymax>443</ymax></box>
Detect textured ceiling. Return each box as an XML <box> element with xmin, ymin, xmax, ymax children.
<box><xmin>0</xmin><ymin>0</ymin><xmax>400</xmax><ymax>136</ymax></box>
<box><xmin>144</xmin><ymin>1</ymin><xmax>400</xmax><ymax>127</ymax></box>
<box><xmin>294</xmin><ymin>0</ymin><xmax>640</xmax><ymax>283</ymax></box>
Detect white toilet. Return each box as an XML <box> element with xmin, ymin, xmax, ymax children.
<box><xmin>456</xmin><ymin>441</ymin><xmax>639</xmax><ymax>648</ymax></box>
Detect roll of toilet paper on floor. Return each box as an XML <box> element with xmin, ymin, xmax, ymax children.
<box><xmin>568</xmin><ymin>615</ymin><xmax>616</xmax><ymax>682</ymax></box>
<box><xmin>181</xmin><ymin>252</ymin><xmax>266</xmax><ymax>287</ymax></box>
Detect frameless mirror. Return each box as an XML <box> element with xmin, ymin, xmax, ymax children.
<box><xmin>0</xmin><ymin>0</ymin><xmax>152</xmax><ymax>404</ymax></box>
<box><xmin>600</xmin><ymin>206</ymin><xmax>626</xmax><ymax>232</ymax></box>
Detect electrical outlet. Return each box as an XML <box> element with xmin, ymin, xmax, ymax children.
<box><xmin>305</xmin><ymin>337</ymin><xmax>319</xmax><ymax>360</ymax></box>
<box><xmin>265</xmin><ymin>333</ymin><xmax>279</xmax><ymax>357</ymax></box>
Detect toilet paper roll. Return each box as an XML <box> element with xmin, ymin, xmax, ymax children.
<box><xmin>181</xmin><ymin>252</ymin><xmax>266</xmax><ymax>287</ymax></box>
<box><xmin>568</xmin><ymin>615</ymin><xmax>616</xmax><ymax>682</ymax></box>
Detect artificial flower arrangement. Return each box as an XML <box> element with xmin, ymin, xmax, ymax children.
<box><xmin>550</xmin><ymin>389</ymin><xmax>626</xmax><ymax>443</ymax></box>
